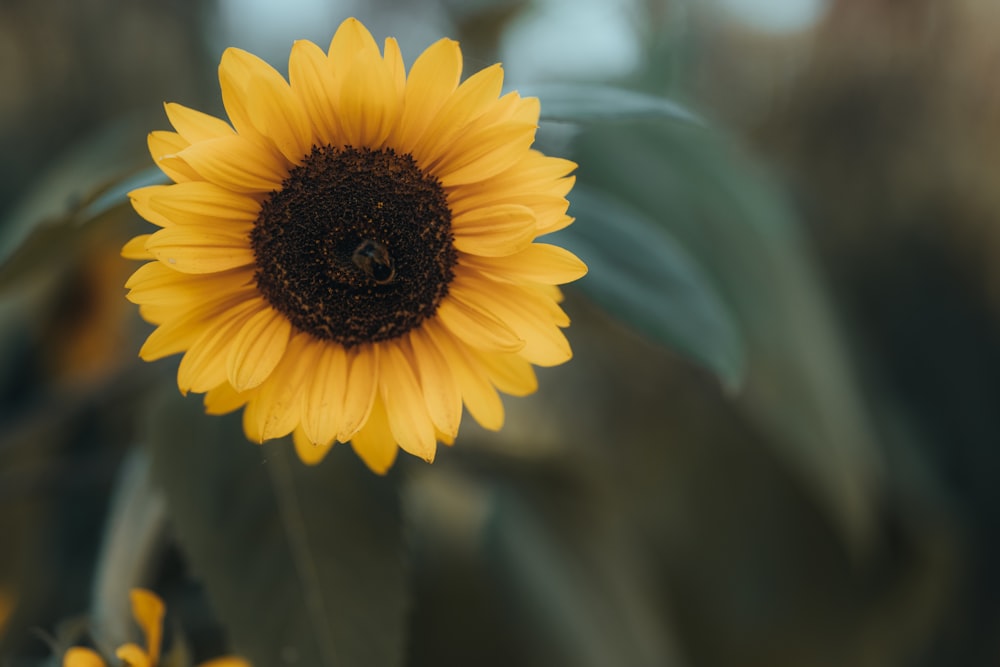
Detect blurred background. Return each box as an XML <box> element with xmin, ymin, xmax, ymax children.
<box><xmin>2</xmin><ymin>0</ymin><xmax>1000</xmax><ymax>665</ymax></box>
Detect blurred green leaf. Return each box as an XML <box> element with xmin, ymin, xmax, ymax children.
<box><xmin>572</xmin><ymin>120</ymin><xmax>883</xmax><ymax>548</ymax></box>
<box><xmin>483</xmin><ymin>476</ymin><xmax>682</xmax><ymax>667</ymax></box>
<box><xmin>0</xmin><ymin>121</ymin><xmax>159</xmax><ymax>291</ymax></box>
<box><xmin>147</xmin><ymin>392</ymin><xmax>408</xmax><ymax>667</ymax></box>
<box><xmin>529</xmin><ymin>83</ymin><xmax>703</xmax><ymax>125</ymax></box>
<box><xmin>557</xmin><ymin>185</ymin><xmax>744</xmax><ymax>389</ymax></box>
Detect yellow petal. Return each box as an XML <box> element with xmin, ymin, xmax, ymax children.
<box><xmin>219</xmin><ymin>47</ymin><xmax>268</xmax><ymax>139</ymax></box>
<box><xmin>145</xmin><ymin>226</ymin><xmax>255</xmax><ymax>274</ymax></box>
<box><xmin>138</xmin><ymin>296</ymin><xmax>240</xmax><ymax>361</ymax></box>
<box><xmin>197</xmin><ymin>658</ymin><xmax>252</xmax><ymax>667</ymax></box>
<box><xmin>293</xmin><ymin>426</ymin><xmax>336</xmax><ymax>465</ymax></box>
<box><xmin>147</xmin><ymin>131</ymin><xmax>197</xmax><ymax>183</ymax></box>
<box><xmin>451</xmin><ymin>203</ymin><xmax>537</xmax><ymax>257</ymax></box>
<box><xmin>390</xmin><ymin>38</ymin><xmax>462</xmax><ymax>154</ymax></box>
<box><xmin>177</xmin><ymin>301</ymin><xmax>261</xmax><ymax>393</ymax></box>
<box><xmin>424</xmin><ymin>320</ymin><xmax>504</xmax><ymax>430</ymax></box>
<box><xmin>244</xmin><ymin>333</ymin><xmax>312</xmax><ymax>440</ymax></box>
<box><xmin>411</xmin><ymin>63</ymin><xmax>504</xmax><ymax>166</ymax></box>
<box><xmin>473</xmin><ymin>350</ymin><xmax>538</xmax><ymax>397</ymax></box>
<box><xmin>337</xmin><ymin>46</ymin><xmax>399</xmax><ymax>149</ymax></box>
<box><xmin>177</xmin><ymin>135</ymin><xmax>288</xmax><ymax>194</ymax></box>
<box><xmin>146</xmin><ymin>181</ymin><xmax>260</xmax><ymax>227</ymax></box>
<box><xmin>164</xmin><ymin>102</ymin><xmax>235</xmax><ymax>142</ymax></box>
<box><xmin>339</xmin><ymin>344</ymin><xmax>379</xmax><ymax>441</ymax></box>
<box><xmin>327</xmin><ymin>17</ymin><xmax>381</xmax><ymax>64</ymax></box>
<box><xmin>436</xmin><ymin>120</ymin><xmax>537</xmax><ymax>187</ymax></box>
<box><xmin>408</xmin><ymin>327</ymin><xmax>462</xmax><ymax>436</ymax></box>
<box><xmin>130</xmin><ymin>185</ymin><xmax>174</xmax><ymax>227</ymax></box>
<box><xmin>129</xmin><ymin>588</ymin><xmax>164</xmax><ymax>663</ymax></box>
<box><xmin>300</xmin><ymin>340</ymin><xmax>348</xmax><ymax>446</ymax></box>
<box><xmin>63</xmin><ymin>647</ymin><xmax>107</xmax><ymax>667</ymax></box>
<box><xmin>122</xmin><ymin>235</ymin><xmax>154</xmax><ymax>260</ymax></box>
<box><xmin>453</xmin><ymin>275</ymin><xmax>572</xmax><ymax>366</ymax></box>
<box><xmin>204</xmin><ymin>381</ymin><xmax>249</xmax><ymax>415</ymax></box>
<box><xmin>126</xmin><ymin>263</ymin><xmax>255</xmax><ymax>309</ymax></box>
<box><xmin>245</xmin><ymin>68</ymin><xmax>314</xmax><ymax>164</ymax></box>
<box><xmin>226</xmin><ymin>306</ymin><xmax>292</xmax><ymax>391</ymax></box>
<box><xmin>382</xmin><ymin>37</ymin><xmax>406</xmax><ymax>98</ymax></box>
<box><xmin>350</xmin><ymin>395</ymin><xmax>398</xmax><ymax>474</ymax></box>
<box><xmin>459</xmin><ymin>243</ymin><xmax>587</xmax><ymax>285</ymax></box>
<box><xmin>115</xmin><ymin>644</ymin><xmax>150</xmax><ymax>667</ymax></box>
<box><xmin>379</xmin><ymin>341</ymin><xmax>436</xmax><ymax>462</ymax></box>
<box><xmin>289</xmin><ymin>39</ymin><xmax>340</xmax><ymax>143</ymax></box>
<box><xmin>434</xmin><ymin>291</ymin><xmax>523</xmax><ymax>353</ymax></box>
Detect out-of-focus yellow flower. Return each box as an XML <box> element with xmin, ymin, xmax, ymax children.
<box><xmin>62</xmin><ymin>589</ymin><xmax>249</xmax><ymax>667</ymax></box>
<box><xmin>123</xmin><ymin>16</ymin><xmax>586</xmax><ymax>473</ymax></box>
<box><xmin>0</xmin><ymin>589</ymin><xmax>13</xmax><ymax>638</ymax></box>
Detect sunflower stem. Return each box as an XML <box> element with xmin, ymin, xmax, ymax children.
<box><xmin>266</xmin><ymin>445</ymin><xmax>339</xmax><ymax>666</ymax></box>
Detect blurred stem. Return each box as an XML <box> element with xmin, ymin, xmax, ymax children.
<box><xmin>266</xmin><ymin>446</ymin><xmax>338</xmax><ymax>666</ymax></box>
<box><xmin>89</xmin><ymin>446</ymin><xmax>168</xmax><ymax>656</ymax></box>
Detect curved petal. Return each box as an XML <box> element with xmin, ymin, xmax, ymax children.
<box><xmin>327</xmin><ymin>17</ymin><xmax>381</xmax><ymax>66</ymax></box>
<box><xmin>339</xmin><ymin>343</ymin><xmax>379</xmax><ymax>441</ymax></box>
<box><xmin>130</xmin><ymin>185</ymin><xmax>175</xmax><ymax>227</ymax></box>
<box><xmin>473</xmin><ymin>350</ymin><xmax>538</xmax><ymax>397</ymax></box>
<box><xmin>130</xmin><ymin>589</ymin><xmax>165</xmax><ymax>663</ymax></box>
<box><xmin>148</xmin><ymin>131</ymin><xmax>197</xmax><ymax>183</ymax></box>
<box><xmin>115</xmin><ymin>644</ymin><xmax>151</xmax><ymax>667</ymax></box>
<box><xmin>63</xmin><ymin>647</ymin><xmax>107</xmax><ymax>667</ymax></box>
<box><xmin>245</xmin><ymin>69</ymin><xmax>314</xmax><ymax>163</ymax></box>
<box><xmin>423</xmin><ymin>319</ymin><xmax>504</xmax><ymax>431</ymax></box>
<box><xmin>219</xmin><ymin>47</ymin><xmax>271</xmax><ymax>140</ymax></box>
<box><xmin>459</xmin><ymin>243</ymin><xmax>587</xmax><ymax>285</ymax></box>
<box><xmin>177</xmin><ymin>135</ymin><xmax>288</xmax><ymax>194</ymax></box>
<box><xmin>137</xmin><ymin>290</ymin><xmax>259</xmax><ymax>361</ymax></box>
<box><xmin>243</xmin><ymin>333</ymin><xmax>312</xmax><ymax>440</ymax></box>
<box><xmin>144</xmin><ymin>226</ymin><xmax>255</xmax><ymax>274</ymax></box>
<box><xmin>300</xmin><ymin>340</ymin><xmax>348</xmax><ymax>446</ymax></box>
<box><xmin>451</xmin><ymin>203</ymin><xmax>537</xmax><ymax>257</ymax></box>
<box><xmin>435</xmin><ymin>120</ymin><xmax>537</xmax><ymax>187</ymax></box>
<box><xmin>122</xmin><ymin>235</ymin><xmax>154</xmax><ymax>260</ymax></box>
<box><xmin>226</xmin><ymin>306</ymin><xmax>292</xmax><ymax>392</ymax></box>
<box><xmin>177</xmin><ymin>300</ymin><xmax>262</xmax><ymax>393</ymax></box>
<box><xmin>408</xmin><ymin>327</ymin><xmax>462</xmax><ymax>436</ymax></box>
<box><xmin>146</xmin><ymin>181</ymin><xmax>261</xmax><ymax>228</ymax></box>
<box><xmin>337</xmin><ymin>46</ymin><xmax>400</xmax><ymax>149</ymax></box>
<box><xmin>164</xmin><ymin>102</ymin><xmax>235</xmax><ymax>143</ymax></box>
<box><xmin>382</xmin><ymin>37</ymin><xmax>406</xmax><ymax>98</ymax></box>
<box><xmin>388</xmin><ymin>38</ymin><xmax>462</xmax><ymax>154</ymax></box>
<box><xmin>349</xmin><ymin>394</ymin><xmax>398</xmax><ymax>474</ymax></box>
<box><xmin>289</xmin><ymin>39</ymin><xmax>340</xmax><ymax>144</ymax></box>
<box><xmin>411</xmin><ymin>63</ymin><xmax>504</xmax><ymax>166</ymax></box>
<box><xmin>453</xmin><ymin>275</ymin><xmax>572</xmax><ymax>366</ymax></box>
<box><xmin>204</xmin><ymin>381</ymin><xmax>249</xmax><ymax>415</ymax></box>
<box><xmin>379</xmin><ymin>341</ymin><xmax>436</xmax><ymax>462</ymax></box>
<box><xmin>293</xmin><ymin>426</ymin><xmax>336</xmax><ymax>465</ymax></box>
<box><xmin>434</xmin><ymin>291</ymin><xmax>523</xmax><ymax>352</ymax></box>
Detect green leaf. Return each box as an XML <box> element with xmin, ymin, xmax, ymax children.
<box><xmin>528</xmin><ymin>83</ymin><xmax>704</xmax><ymax>125</ymax></box>
<box><xmin>147</xmin><ymin>391</ymin><xmax>408</xmax><ymax>667</ymax></box>
<box><xmin>0</xmin><ymin>121</ymin><xmax>160</xmax><ymax>291</ymax></box>
<box><xmin>571</xmin><ymin>120</ymin><xmax>884</xmax><ymax>548</ymax></box>
<box><xmin>557</xmin><ymin>184</ymin><xmax>744</xmax><ymax>389</ymax></box>
<box><xmin>483</xmin><ymin>478</ymin><xmax>682</xmax><ymax>667</ymax></box>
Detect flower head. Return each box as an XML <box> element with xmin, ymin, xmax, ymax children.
<box><xmin>63</xmin><ymin>589</ymin><xmax>248</xmax><ymax>667</ymax></box>
<box><xmin>124</xmin><ymin>17</ymin><xmax>586</xmax><ymax>472</ymax></box>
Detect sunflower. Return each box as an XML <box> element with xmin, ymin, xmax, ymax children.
<box><xmin>63</xmin><ymin>589</ymin><xmax>248</xmax><ymax>667</ymax></box>
<box><xmin>124</xmin><ymin>17</ymin><xmax>586</xmax><ymax>473</ymax></box>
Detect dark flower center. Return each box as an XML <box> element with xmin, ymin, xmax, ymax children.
<box><xmin>250</xmin><ymin>146</ymin><xmax>455</xmax><ymax>346</ymax></box>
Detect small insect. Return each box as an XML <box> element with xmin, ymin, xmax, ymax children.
<box><xmin>351</xmin><ymin>239</ymin><xmax>396</xmax><ymax>284</ymax></box>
